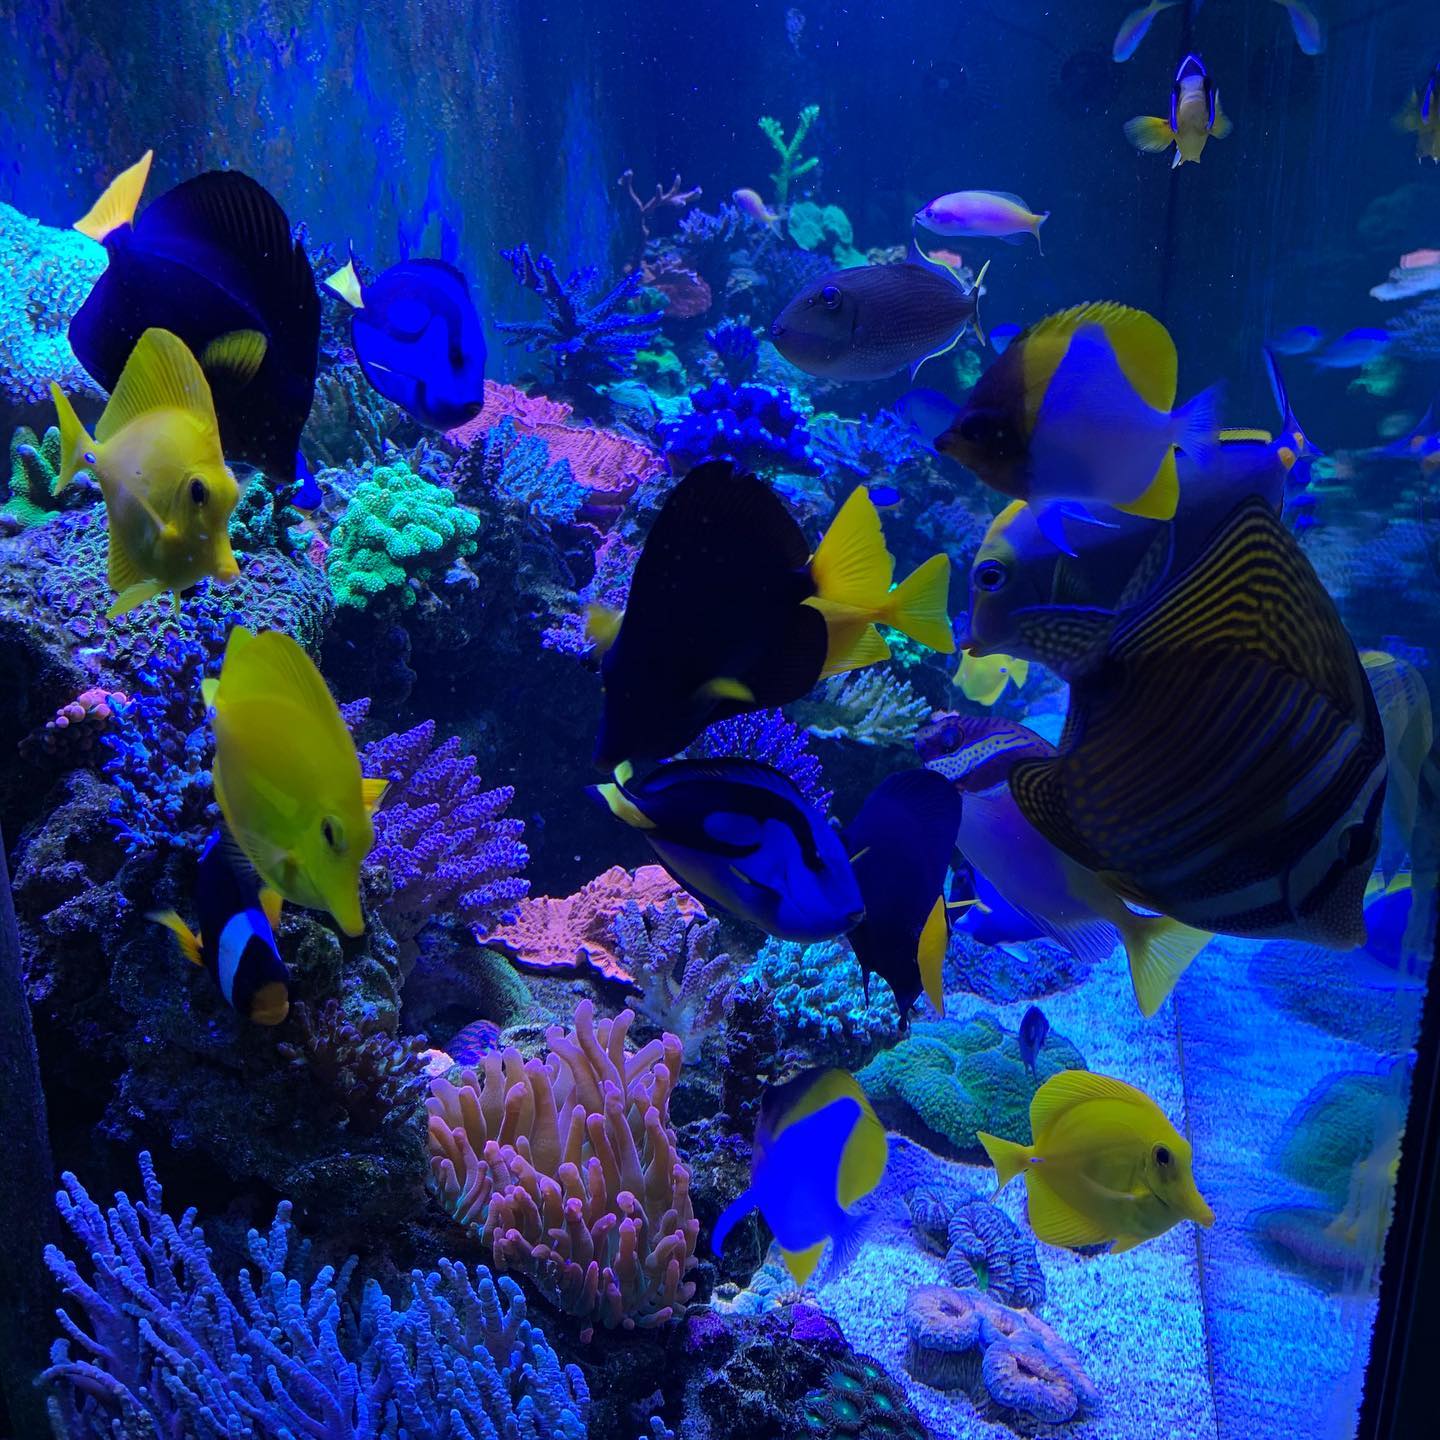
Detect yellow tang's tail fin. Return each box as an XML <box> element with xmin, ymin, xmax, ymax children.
<box><xmin>1117</xmin><ymin>911</ymin><xmax>1213</xmax><ymax>1017</ymax></box>
<box><xmin>976</xmin><ymin>1130</ymin><xmax>1033</xmax><ymax>1193</ymax></box>
<box><xmin>884</xmin><ymin>552</ymin><xmax>954</xmax><ymax>653</ymax></box>
<box><xmin>48</xmin><ymin>383</ymin><xmax>95</xmax><ymax>493</ymax></box>
<box><xmin>147</xmin><ymin>909</ymin><xmax>203</xmax><ymax>968</ymax></box>
<box><xmin>74</xmin><ymin>151</ymin><xmax>154</xmax><ymax>242</ymax></box>
<box><xmin>810</xmin><ymin>487</ymin><xmax>894</xmax><ymax>610</ymax></box>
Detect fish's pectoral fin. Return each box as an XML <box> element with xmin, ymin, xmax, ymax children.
<box><xmin>1124</xmin><ymin>115</ymin><xmax>1175</xmax><ymax>153</ymax></box>
<box><xmin>200</xmin><ymin>677</ymin><xmax>220</xmax><ymax>710</ymax></box>
<box><xmin>107</xmin><ymin>579</ymin><xmax>167</xmax><ymax>620</ymax></box>
<box><xmin>147</xmin><ymin>908</ymin><xmax>203</xmax><ymax>967</ymax></box>
<box><xmin>324</xmin><ymin>255</ymin><xmax>365</xmax><ymax>308</ymax></box>
<box><xmin>1210</xmin><ymin>103</ymin><xmax>1233</xmax><ymax>140</ymax></box>
<box><xmin>201</xmin><ymin>329</ymin><xmax>269</xmax><ymax>388</ymax></box>
<box><xmin>74</xmin><ymin>150</ymin><xmax>153</xmax><ymax>241</ymax></box>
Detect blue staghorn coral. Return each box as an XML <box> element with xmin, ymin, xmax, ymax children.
<box><xmin>42</xmin><ymin>1151</ymin><xmax>591</xmax><ymax>1439</ymax></box>
<box><xmin>466</xmin><ymin>416</ymin><xmax>588</xmax><ymax>525</ymax></box>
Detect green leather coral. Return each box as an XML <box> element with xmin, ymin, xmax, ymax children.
<box><xmin>326</xmin><ymin>459</ymin><xmax>480</xmax><ymax>610</ymax></box>
<box><xmin>857</xmin><ymin>1013</ymin><xmax>1086</xmax><ymax>1160</ymax></box>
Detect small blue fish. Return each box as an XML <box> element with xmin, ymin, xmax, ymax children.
<box><xmin>591</xmin><ymin>757</ymin><xmax>864</xmax><ymax>942</ymax></box>
<box><xmin>325</xmin><ymin>254</ymin><xmax>487</xmax><ymax>430</ymax></box>
<box><xmin>1311</xmin><ymin>328</ymin><xmax>1392</xmax><ymax>369</ymax></box>
<box><xmin>1362</xmin><ymin>876</ymin><xmax>1413</xmax><ymax>970</ymax></box>
<box><xmin>290</xmin><ymin>449</ymin><xmax>322</xmax><ymax>512</ymax></box>
<box><xmin>1018</xmin><ymin>1005</ymin><xmax>1051</xmax><ymax>1076</ymax></box>
<box><xmin>1267</xmin><ymin>325</ymin><xmax>1324</xmax><ymax>356</ymax></box>
<box><xmin>712</xmin><ymin>1067</ymin><xmax>889</xmax><ymax>1285</ymax></box>
<box><xmin>868</xmin><ymin>483</ymin><xmax>903</xmax><ymax>509</ymax></box>
<box><xmin>988</xmin><ymin>322</ymin><xmax>1022</xmax><ymax>355</ymax></box>
<box><xmin>894</xmin><ymin>387</ymin><xmax>963</xmax><ymax>451</ymax></box>
<box><xmin>1113</xmin><ymin>0</ymin><xmax>1179</xmax><ymax>63</ymax></box>
<box><xmin>147</xmin><ymin>829</ymin><xmax>289</xmax><ymax>1025</ymax></box>
<box><xmin>1272</xmin><ymin>0</ymin><xmax>1324</xmax><ymax>57</ymax></box>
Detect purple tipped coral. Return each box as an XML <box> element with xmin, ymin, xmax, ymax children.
<box><xmin>688</xmin><ymin>708</ymin><xmax>832</xmax><ymax>812</ymax></box>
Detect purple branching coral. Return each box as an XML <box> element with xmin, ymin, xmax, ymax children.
<box><xmin>361</xmin><ymin>720</ymin><xmax>530</xmax><ymax>962</ymax></box>
<box><xmin>614</xmin><ymin>899</ymin><xmax>740</xmax><ymax>1057</ymax></box>
<box><xmin>41</xmin><ymin>1152</ymin><xmax>591</xmax><ymax>1439</ymax></box>
<box><xmin>276</xmin><ymin>999</ymin><xmax>430</xmax><ymax>1138</ymax></box>
<box><xmin>687</xmin><ymin>708</ymin><xmax>832</xmax><ymax>812</ymax></box>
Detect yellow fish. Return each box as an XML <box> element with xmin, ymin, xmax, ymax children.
<box><xmin>202</xmin><ymin>627</ymin><xmax>387</xmax><ymax>936</ymax></box>
<box><xmin>955</xmin><ymin>649</ymin><xmax>1029</xmax><ymax>706</ymax></box>
<box><xmin>1395</xmin><ymin>66</ymin><xmax>1440</xmax><ymax>164</ymax></box>
<box><xmin>978</xmin><ymin>1069</ymin><xmax>1214</xmax><ymax>1253</ymax></box>
<box><xmin>1125</xmin><ymin>54</ymin><xmax>1232</xmax><ymax>168</ymax></box>
<box><xmin>50</xmin><ymin>328</ymin><xmax>241</xmax><ymax>618</ymax></box>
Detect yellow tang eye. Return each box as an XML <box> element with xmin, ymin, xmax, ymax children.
<box><xmin>1153</xmin><ymin>1143</ymin><xmax>1173</xmax><ymax>1169</ymax></box>
<box><xmin>321</xmin><ymin>816</ymin><xmax>346</xmax><ymax>853</ymax></box>
<box><xmin>189</xmin><ymin>477</ymin><xmax>208</xmax><ymax>505</ymax></box>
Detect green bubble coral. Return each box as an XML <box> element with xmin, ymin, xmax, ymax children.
<box><xmin>326</xmin><ymin>459</ymin><xmax>481</xmax><ymax>610</ymax></box>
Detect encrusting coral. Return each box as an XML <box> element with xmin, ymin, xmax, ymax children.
<box><xmin>427</xmin><ymin>999</ymin><xmax>699</xmax><ymax>1335</ymax></box>
<box><xmin>42</xmin><ymin>1152</ymin><xmax>591</xmax><ymax>1439</ymax></box>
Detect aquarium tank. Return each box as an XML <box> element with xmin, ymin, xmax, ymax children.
<box><xmin>1</xmin><ymin>0</ymin><xmax>1439</xmax><ymax>1436</ymax></box>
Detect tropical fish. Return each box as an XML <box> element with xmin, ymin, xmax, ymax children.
<box><xmin>988</xmin><ymin>322</ymin><xmax>1023</xmax><ymax>355</ymax></box>
<box><xmin>1396</xmin><ymin>63</ymin><xmax>1440</xmax><ymax>162</ymax></box>
<box><xmin>1272</xmin><ymin>0</ymin><xmax>1324</xmax><ymax>56</ymax></box>
<box><xmin>291</xmin><ymin>450</ymin><xmax>323</xmax><ymax>512</ymax></box>
<box><xmin>590</xmin><ymin>757</ymin><xmax>864</xmax><ymax>942</ymax></box>
<box><xmin>914</xmin><ymin>191</ymin><xmax>1049</xmax><ymax>252</ymax></box>
<box><xmin>978</xmin><ymin>1069</ymin><xmax>1215</xmax><ymax>1252</ymax></box>
<box><xmin>956</xmin><ymin>649</ymin><xmax>1029</xmax><ymax>706</ymax></box>
<box><xmin>1310</xmin><ymin>328</ymin><xmax>1391</xmax><ymax>370</ymax></box>
<box><xmin>1017</xmin><ymin>1005</ymin><xmax>1050</xmax><ymax>1077</ymax></box>
<box><xmin>916</xmin><ymin>711</ymin><xmax>1212</xmax><ymax>1016</ymax></box>
<box><xmin>203</xmin><ymin>627</ymin><xmax>388</xmax><ymax>937</ymax></box>
<box><xmin>70</xmin><ymin>152</ymin><xmax>319</xmax><ymax>483</ymax></box>
<box><xmin>324</xmin><ymin>255</ymin><xmax>487</xmax><ymax>430</ymax></box>
<box><xmin>1361</xmin><ymin>874</ymin><xmax>1417</xmax><ymax>970</ymax></box>
<box><xmin>841</xmin><ymin>769</ymin><xmax>964</xmax><ymax>1021</ymax></box>
<box><xmin>868</xmin><ymin>483</ymin><xmax>903</xmax><ymax>509</ymax></box>
<box><xmin>49</xmin><ymin>328</ymin><xmax>240</xmax><ymax>618</ymax></box>
<box><xmin>712</xmin><ymin>1067</ymin><xmax>889</xmax><ymax>1285</ymax></box>
<box><xmin>935</xmin><ymin>302</ymin><xmax>1218</xmax><ymax>530</ymax></box>
<box><xmin>733</xmin><ymin>188</ymin><xmax>782</xmax><ymax>226</ymax></box>
<box><xmin>770</xmin><ymin>257</ymin><xmax>988</xmax><ymax>381</ymax></box>
<box><xmin>1267</xmin><ymin>325</ymin><xmax>1324</xmax><ymax>356</ymax></box>
<box><xmin>1112</xmin><ymin>0</ymin><xmax>1179</xmax><ymax>62</ymax></box>
<box><xmin>1007</xmin><ymin>497</ymin><xmax>1388</xmax><ymax>949</ymax></box>
<box><xmin>1125</xmin><ymin>54</ymin><xmax>1232</xmax><ymax>168</ymax></box>
<box><xmin>1361</xmin><ymin>650</ymin><xmax>1434</xmax><ymax>881</ymax></box>
<box><xmin>147</xmin><ymin>829</ymin><xmax>289</xmax><ymax>1025</ymax></box>
<box><xmin>955</xmin><ymin>864</ymin><xmax>1046</xmax><ymax>949</ymax></box>
<box><xmin>593</xmin><ymin>465</ymin><xmax>952</xmax><ymax>769</ymax></box>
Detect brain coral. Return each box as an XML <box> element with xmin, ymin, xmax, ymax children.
<box><xmin>857</xmin><ymin>1013</ymin><xmax>1086</xmax><ymax>1160</ymax></box>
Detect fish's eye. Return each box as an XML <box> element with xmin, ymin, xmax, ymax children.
<box><xmin>321</xmin><ymin>816</ymin><xmax>344</xmax><ymax>852</ymax></box>
<box><xmin>974</xmin><ymin>560</ymin><xmax>1009</xmax><ymax>593</ymax></box>
<box><xmin>1153</xmin><ymin>1144</ymin><xmax>1173</xmax><ymax>1168</ymax></box>
<box><xmin>189</xmin><ymin>477</ymin><xmax>208</xmax><ymax>506</ymax></box>
<box><xmin>820</xmin><ymin>284</ymin><xmax>842</xmax><ymax>310</ymax></box>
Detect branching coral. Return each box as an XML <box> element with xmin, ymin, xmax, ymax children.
<box><xmin>277</xmin><ymin>998</ymin><xmax>430</xmax><ymax>1138</ymax></box>
<box><xmin>687</xmin><ymin>708</ymin><xmax>833</xmax><ymax>812</ymax></box>
<box><xmin>427</xmin><ymin>999</ymin><xmax>699</xmax><ymax>1334</ymax></box>
<box><xmin>614</xmin><ymin>898</ymin><xmax>739</xmax><ymax>1056</ymax></box>
<box><xmin>4</xmin><ymin>424</ymin><xmax>96</xmax><ymax>528</ymax></box>
<box><xmin>809</xmin><ymin>410</ymin><xmax>931</xmax><ymax>485</ymax></box>
<box><xmin>463</xmin><ymin>415</ymin><xmax>588</xmax><ymax>526</ymax></box>
<box><xmin>758</xmin><ymin>104</ymin><xmax>821</xmax><ymax>208</ymax></box>
<box><xmin>360</xmin><ymin>720</ymin><xmax>530</xmax><ymax>961</ymax></box>
<box><xmin>498</xmin><ymin>244</ymin><xmax>663</xmax><ymax>387</ymax></box>
<box><xmin>327</xmin><ymin>457</ymin><xmax>482</xmax><ymax>610</ymax></box>
<box><xmin>795</xmin><ymin>670</ymin><xmax>931</xmax><ymax>747</ymax></box>
<box><xmin>657</xmin><ymin>380</ymin><xmax>818</xmax><ymax>476</ymax></box>
<box><xmin>302</xmin><ymin>361</ymin><xmax>418</xmax><ymax>466</ymax></box>
<box><xmin>617</xmin><ymin>169</ymin><xmax>703</xmax><ymax>268</ymax></box>
<box><xmin>542</xmin><ymin>528</ymin><xmax>639</xmax><ymax>658</ymax></box>
<box><xmin>42</xmin><ymin>1152</ymin><xmax>591</xmax><ymax>1439</ymax></box>
<box><xmin>706</xmin><ymin>319</ymin><xmax>761</xmax><ymax>384</ymax></box>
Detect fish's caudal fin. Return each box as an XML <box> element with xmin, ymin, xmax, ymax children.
<box><xmin>823</xmin><ymin>1204</ymin><xmax>879</xmax><ymax>1280</ymax></box>
<box><xmin>589</xmin><ymin>780</ymin><xmax>656</xmax><ymax>830</ymax></box>
<box><xmin>147</xmin><ymin>908</ymin><xmax>203</xmax><ymax>967</ymax></box>
<box><xmin>969</xmin><ymin>258</ymin><xmax>990</xmax><ymax>347</ymax></box>
<box><xmin>885</xmin><ymin>553</ymin><xmax>955</xmax><ymax>653</ymax></box>
<box><xmin>1116</xmin><ymin>910</ymin><xmax>1213</xmax><ymax>1017</ymax></box>
<box><xmin>1032</xmin><ymin>215</ymin><xmax>1049</xmax><ymax>256</ymax></box>
<box><xmin>1172</xmin><ymin>382</ymin><xmax>1222</xmax><ymax>467</ymax></box>
<box><xmin>1125</xmin><ymin>115</ymin><xmax>1175</xmax><ymax>153</ymax></box>
<box><xmin>324</xmin><ymin>257</ymin><xmax>365</xmax><ymax>308</ymax></box>
<box><xmin>976</xmin><ymin>1130</ymin><xmax>1033</xmax><ymax>1192</ymax></box>
<box><xmin>48</xmin><ymin>383</ymin><xmax>95</xmax><ymax>493</ymax></box>
<box><xmin>74</xmin><ymin>150</ymin><xmax>153</xmax><ymax>241</ymax></box>
<box><xmin>710</xmin><ymin>1189</ymin><xmax>756</xmax><ymax>1259</ymax></box>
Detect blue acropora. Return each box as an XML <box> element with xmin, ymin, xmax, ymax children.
<box><xmin>706</xmin><ymin>319</ymin><xmax>761</xmax><ymax>384</ymax></box>
<box><xmin>472</xmin><ymin>415</ymin><xmax>587</xmax><ymax>524</ymax></box>
<box><xmin>658</xmin><ymin>379</ymin><xmax>819</xmax><ymax>476</ymax></box>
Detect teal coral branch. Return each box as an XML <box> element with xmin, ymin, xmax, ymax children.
<box><xmin>758</xmin><ymin>103</ymin><xmax>821</xmax><ymax>207</ymax></box>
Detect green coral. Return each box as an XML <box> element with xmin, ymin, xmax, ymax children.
<box><xmin>228</xmin><ymin>476</ymin><xmax>305</xmax><ymax>557</ymax></box>
<box><xmin>759</xmin><ymin>104</ymin><xmax>821</xmax><ymax>208</ymax></box>
<box><xmin>858</xmin><ymin>1013</ymin><xmax>1086</xmax><ymax>1159</ymax></box>
<box><xmin>635</xmin><ymin>342</ymin><xmax>689</xmax><ymax>394</ymax></box>
<box><xmin>326</xmin><ymin>459</ymin><xmax>481</xmax><ymax>611</ymax></box>
<box><xmin>3</xmin><ymin>425</ymin><xmax>90</xmax><ymax>528</ymax></box>
<box><xmin>786</xmin><ymin>202</ymin><xmax>864</xmax><ymax>268</ymax></box>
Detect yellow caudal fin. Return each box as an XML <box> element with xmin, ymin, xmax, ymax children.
<box><xmin>780</xmin><ymin>1241</ymin><xmax>828</xmax><ymax>1287</ymax></box>
<box><xmin>201</xmin><ymin>677</ymin><xmax>220</xmax><ymax>709</ymax></box>
<box><xmin>361</xmin><ymin>778</ymin><xmax>389</xmax><ymax>814</ymax></box>
<box><xmin>1210</xmin><ymin>102</ymin><xmax>1233</xmax><ymax>140</ymax></box>
<box><xmin>884</xmin><ymin>553</ymin><xmax>954</xmax><ymax>653</ymax></box>
<box><xmin>48</xmin><ymin>383</ymin><xmax>95</xmax><ymax>492</ymax></box>
<box><xmin>97</xmin><ymin>329</ymin><xmax>220</xmax><ymax>444</ymax></box>
<box><xmin>585</xmin><ymin>604</ymin><xmax>623</xmax><ymax>653</ymax></box>
<box><xmin>976</xmin><ymin>1130</ymin><xmax>1032</xmax><ymax>1192</ymax></box>
<box><xmin>74</xmin><ymin>151</ymin><xmax>153</xmax><ymax>241</ymax></box>
<box><xmin>1124</xmin><ymin>115</ymin><xmax>1175</xmax><ymax>154</ymax></box>
<box><xmin>811</xmin><ymin>488</ymin><xmax>894</xmax><ymax>610</ymax></box>
<box><xmin>324</xmin><ymin>257</ymin><xmax>365</xmax><ymax>308</ymax></box>
<box><xmin>147</xmin><ymin>908</ymin><xmax>203</xmax><ymax>967</ymax></box>
<box><xmin>917</xmin><ymin>894</ymin><xmax>948</xmax><ymax>1013</ymax></box>
<box><xmin>201</xmin><ymin>329</ymin><xmax>268</xmax><ymax>387</ymax></box>
<box><xmin>1112</xmin><ymin>451</ymin><xmax>1180</xmax><ymax>521</ymax></box>
<box><xmin>818</xmin><ymin>619</ymin><xmax>891</xmax><ymax>679</ymax></box>
<box><xmin>1117</xmin><ymin>912</ymin><xmax>1213</xmax><ymax>1017</ymax></box>
<box><xmin>592</xmin><ymin>781</ymin><xmax>657</xmax><ymax>830</ymax></box>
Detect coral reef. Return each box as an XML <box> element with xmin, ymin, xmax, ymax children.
<box><xmin>945</xmin><ymin>929</ymin><xmax>1096</xmax><ymax>1005</ymax></box>
<box><xmin>490</xmin><ymin>864</ymin><xmax>702</xmax><ymax>984</ymax></box>
<box><xmin>326</xmin><ymin>456</ymin><xmax>482</xmax><ymax>610</ymax></box>
<box><xmin>747</xmin><ymin>936</ymin><xmax>903</xmax><ymax>1071</ymax></box>
<box><xmin>617</xmin><ymin>169</ymin><xmax>703</xmax><ymax>268</ymax></box>
<box><xmin>614</xmin><ymin>897</ymin><xmax>740</xmax><ymax>1057</ymax></box>
<box><xmin>19</xmin><ymin>685</ymin><xmax>127</xmax><ymax>764</ymax></box>
<box><xmin>795</xmin><ymin>669</ymin><xmax>931</xmax><ymax>747</ymax></box>
<box><xmin>0</xmin><ymin>200</ymin><xmax>106</xmax><ymax>411</ymax></box>
<box><xmin>858</xmin><ymin>1013</ymin><xmax>1087</xmax><ymax>1160</ymax></box>
<box><xmin>786</xmin><ymin>201</ymin><xmax>864</xmax><ymax>267</ymax></box>
<box><xmin>943</xmin><ymin>1201</ymin><xmax>1047</xmax><ymax>1311</ymax></box>
<box><xmin>687</xmin><ymin>707</ymin><xmax>833</xmax><ymax>811</ymax></box>
<box><xmin>706</xmin><ymin>319</ymin><xmax>761</xmax><ymax>384</ymax></box>
<box><xmin>3</xmin><ymin>424</ymin><xmax>96</xmax><ymax>529</ymax></box>
<box><xmin>42</xmin><ymin>1152</ymin><xmax>590</xmax><ymax>1438</ymax></box>
<box><xmin>799</xmin><ymin>1350</ymin><xmax>931</xmax><ymax>1439</ymax></box>
<box><xmin>657</xmin><ymin>380</ymin><xmax>818</xmax><ymax>477</ymax></box>
<box><xmin>543</xmin><ymin>527</ymin><xmax>639</xmax><ymax>657</ymax></box>
<box><xmin>466</xmin><ymin>414</ymin><xmax>589</xmax><ymax>526</ymax></box>
<box><xmin>302</xmin><ymin>360</ymin><xmax>418</xmax><ymax>466</ymax></box>
<box><xmin>809</xmin><ymin>410</ymin><xmax>931</xmax><ymax>486</ymax></box>
<box><xmin>758</xmin><ymin>104</ymin><xmax>821</xmax><ymax>207</ymax></box>
<box><xmin>903</xmin><ymin>1285</ymin><xmax>1098</xmax><ymax>1426</ymax></box>
<box><xmin>427</xmin><ymin>1000</ymin><xmax>699</xmax><ymax>1334</ymax></box>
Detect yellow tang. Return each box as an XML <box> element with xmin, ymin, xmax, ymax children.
<box><xmin>50</xmin><ymin>328</ymin><xmax>240</xmax><ymax>618</ymax></box>
<box><xmin>978</xmin><ymin>1069</ymin><xmax>1214</xmax><ymax>1253</ymax></box>
<box><xmin>956</xmin><ymin>649</ymin><xmax>1029</xmax><ymax>706</ymax></box>
<box><xmin>202</xmin><ymin>627</ymin><xmax>388</xmax><ymax>936</ymax></box>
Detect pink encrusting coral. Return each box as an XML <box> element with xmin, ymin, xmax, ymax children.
<box><xmin>427</xmin><ymin>999</ymin><xmax>699</xmax><ymax>1334</ymax></box>
<box><xmin>489</xmin><ymin>864</ymin><xmax>702</xmax><ymax>983</ymax></box>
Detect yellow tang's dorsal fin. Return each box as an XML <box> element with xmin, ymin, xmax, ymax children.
<box><xmin>1029</xmin><ymin>1068</ymin><xmax>1156</xmax><ymax>1141</ymax></box>
<box><xmin>361</xmin><ymin>777</ymin><xmax>389</xmax><ymax>814</ymax></box>
<box><xmin>75</xmin><ymin>150</ymin><xmax>154</xmax><ymax>242</ymax></box>
<box><xmin>917</xmin><ymin>894</ymin><xmax>948</xmax><ymax>1014</ymax></box>
<box><xmin>97</xmin><ymin>328</ymin><xmax>220</xmax><ymax>443</ymax></box>
<box><xmin>220</xmin><ymin>627</ymin><xmax>350</xmax><ymax>750</ymax></box>
<box><xmin>810</xmin><ymin>487</ymin><xmax>895</xmax><ymax>610</ymax></box>
<box><xmin>1026</xmin><ymin>302</ymin><xmax>1178</xmax><ymax>414</ymax></box>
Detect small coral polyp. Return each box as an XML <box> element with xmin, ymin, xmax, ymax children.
<box><xmin>427</xmin><ymin>999</ymin><xmax>699</xmax><ymax>1335</ymax></box>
